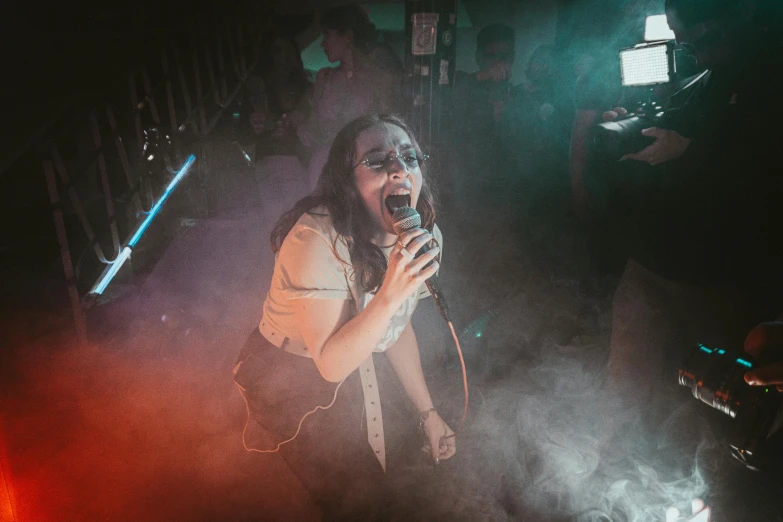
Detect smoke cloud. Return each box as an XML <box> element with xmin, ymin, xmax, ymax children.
<box><xmin>3</xmin><ymin>148</ymin><xmax>782</xmax><ymax>522</ymax></box>
<box><xmin>4</xmin><ymin>3</ymin><xmax>783</xmax><ymax>515</ymax></box>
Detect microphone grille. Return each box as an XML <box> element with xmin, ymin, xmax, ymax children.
<box><xmin>392</xmin><ymin>206</ymin><xmax>421</xmax><ymax>234</ymax></box>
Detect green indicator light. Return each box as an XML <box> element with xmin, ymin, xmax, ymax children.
<box><xmin>699</xmin><ymin>345</ymin><xmax>713</xmax><ymax>354</ymax></box>
<box><xmin>736</xmin><ymin>358</ymin><xmax>753</xmax><ymax>368</ymax></box>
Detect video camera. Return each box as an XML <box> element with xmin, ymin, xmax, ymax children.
<box><xmin>679</xmin><ymin>344</ymin><xmax>782</xmax><ymax>471</ymax></box>
<box><xmin>593</xmin><ymin>101</ymin><xmax>668</xmax><ymax>160</ymax></box>
<box><xmin>592</xmin><ymin>15</ymin><xmax>680</xmax><ymax>160</ymax></box>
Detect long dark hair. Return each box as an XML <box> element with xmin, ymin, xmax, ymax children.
<box><xmin>271</xmin><ymin>114</ymin><xmax>437</xmax><ymax>293</ymax></box>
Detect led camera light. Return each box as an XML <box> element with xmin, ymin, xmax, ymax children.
<box><xmin>620</xmin><ymin>42</ymin><xmax>673</xmax><ymax>87</ymax></box>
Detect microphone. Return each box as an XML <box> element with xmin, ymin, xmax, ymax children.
<box><xmin>392</xmin><ymin>207</ymin><xmax>452</xmax><ymax>322</ymax></box>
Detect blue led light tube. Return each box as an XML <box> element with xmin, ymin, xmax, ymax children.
<box><xmin>89</xmin><ymin>154</ymin><xmax>196</xmax><ymax>295</ymax></box>
<box><xmin>129</xmin><ymin>154</ymin><xmax>196</xmax><ymax>247</ymax></box>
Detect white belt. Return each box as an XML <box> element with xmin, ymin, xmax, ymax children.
<box><xmin>359</xmin><ymin>355</ymin><xmax>386</xmax><ymax>471</ymax></box>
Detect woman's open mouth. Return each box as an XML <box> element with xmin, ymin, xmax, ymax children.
<box><xmin>385</xmin><ymin>194</ymin><xmax>411</xmax><ymax>215</ymax></box>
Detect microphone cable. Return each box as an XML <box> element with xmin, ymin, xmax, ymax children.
<box><xmin>391</xmin><ymin>206</ymin><xmax>469</xmax><ymax>440</ymax></box>
<box><xmin>446</xmin><ymin>320</ymin><xmax>469</xmax><ymax>436</ymax></box>
<box><xmin>237</xmin><ymin>377</ymin><xmax>346</xmax><ymax>454</ymax></box>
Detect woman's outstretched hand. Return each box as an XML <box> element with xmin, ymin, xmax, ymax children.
<box><xmin>378</xmin><ymin>228</ymin><xmax>439</xmax><ymax>308</ymax></box>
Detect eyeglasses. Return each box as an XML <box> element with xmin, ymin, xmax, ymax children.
<box><xmin>353</xmin><ymin>150</ymin><xmax>429</xmax><ymax>171</ymax></box>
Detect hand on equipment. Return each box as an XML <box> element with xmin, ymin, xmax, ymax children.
<box><xmin>602</xmin><ymin>106</ymin><xmax>628</xmax><ymax>122</ymax></box>
<box><xmin>743</xmin><ymin>321</ymin><xmax>783</xmax><ymax>391</ymax></box>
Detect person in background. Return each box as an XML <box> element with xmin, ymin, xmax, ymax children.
<box><xmin>298</xmin><ymin>4</ymin><xmax>404</xmax><ymax>191</ymax></box>
<box><xmin>446</xmin><ymin>23</ymin><xmax>521</xmax><ymax>225</ymax></box>
<box><xmin>242</xmin><ymin>34</ymin><xmax>314</xmax><ymax>222</ymax></box>
<box><xmin>234</xmin><ymin>114</ymin><xmax>455</xmax><ymax>519</ymax></box>
<box><xmin>499</xmin><ymin>44</ymin><xmax>575</xmax><ymax>262</ymax></box>
<box><xmin>568</xmin><ymin>0</ymin><xmax>663</xmax><ymax>218</ymax></box>
<box><xmin>245</xmin><ymin>35</ymin><xmax>312</xmax><ymax>161</ymax></box>
<box><xmin>440</xmin><ymin>23</ymin><xmax>524</xmax><ymax>363</ymax></box>
<box><xmin>567</xmin><ymin>0</ymin><xmax>664</xmax><ymax>283</ymax></box>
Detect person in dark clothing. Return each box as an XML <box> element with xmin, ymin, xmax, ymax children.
<box><xmin>567</xmin><ymin>0</ymin><xmax>667</xmax><ymax>282</ymax></box>
<box><xmin>244</xmin><ymin>35</ymin><xmax>312</xmax><ymax>161</ymax></box>
<box><xmin>514</xmin><ymin>45</ymin><xmax>573</xmax><ymax>171</ymax></box>
<box><xmin>446</xmin><ymin>23</ymin><xmax>520</xmax><ymax>216</ymax></box>
<box><xmin>597</xmin><ymin>0</ymin><xmax>783</xmax><ymax>420</ymax></box>
<box><xmin>568</xmin><ymin>0</ymin><xmax>655</xmax><ymax>220</ymax></box>
<box><xmin>500</xmin><ymin>45</ymin><xmax>574</xmax><ymax>254</ymax></box>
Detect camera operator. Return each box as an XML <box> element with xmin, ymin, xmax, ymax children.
<box><xmin>599</xmin><ymin>0</ymin><xmax>783</xmax><ymax>420</ymax></box>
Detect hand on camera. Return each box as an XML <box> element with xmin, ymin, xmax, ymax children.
<box><xmin>743</xmin><ymin>321</ymin><xmax>783</xmax><ymax>391</ymax></box>
<box><xmin>601</xmin><ymin>107</ymin><xmax>691</xmax><ymax>165</ymax></box>
<box><xmin>602</xmin><ymin>106</ymin><xmax>628</xmax><ymax>122</ymax></box>
<box><xmin>619</xmin><ymin>127</ymin><xmax>692</xmax><ymax>165</ymax></box>
<box><xmin>379</xmin><ymin>228</ymin><xmax>440</xmax><ymax>308</ymax></box>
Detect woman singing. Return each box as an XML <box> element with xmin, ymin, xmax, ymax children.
<box><xmin>234</xmin><ymin>114</ymin><xmax>456</xmax><ymax>518</ymax></box>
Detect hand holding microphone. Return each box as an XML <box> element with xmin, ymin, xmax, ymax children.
<box><xmin>378</xmin><ymin>227</ymin><xmax>441</xmax><ymax>310</ymax></box>
<box><xmin>391</xmin><ymin>207</ymin><xmax>452</xmax><ymax>322</ymax></box>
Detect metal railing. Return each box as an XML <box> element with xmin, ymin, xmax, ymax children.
<box><xmin>35</xmin><ymin>9</ymin><xmax>264</xmax><ymax>342</ymax></box>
